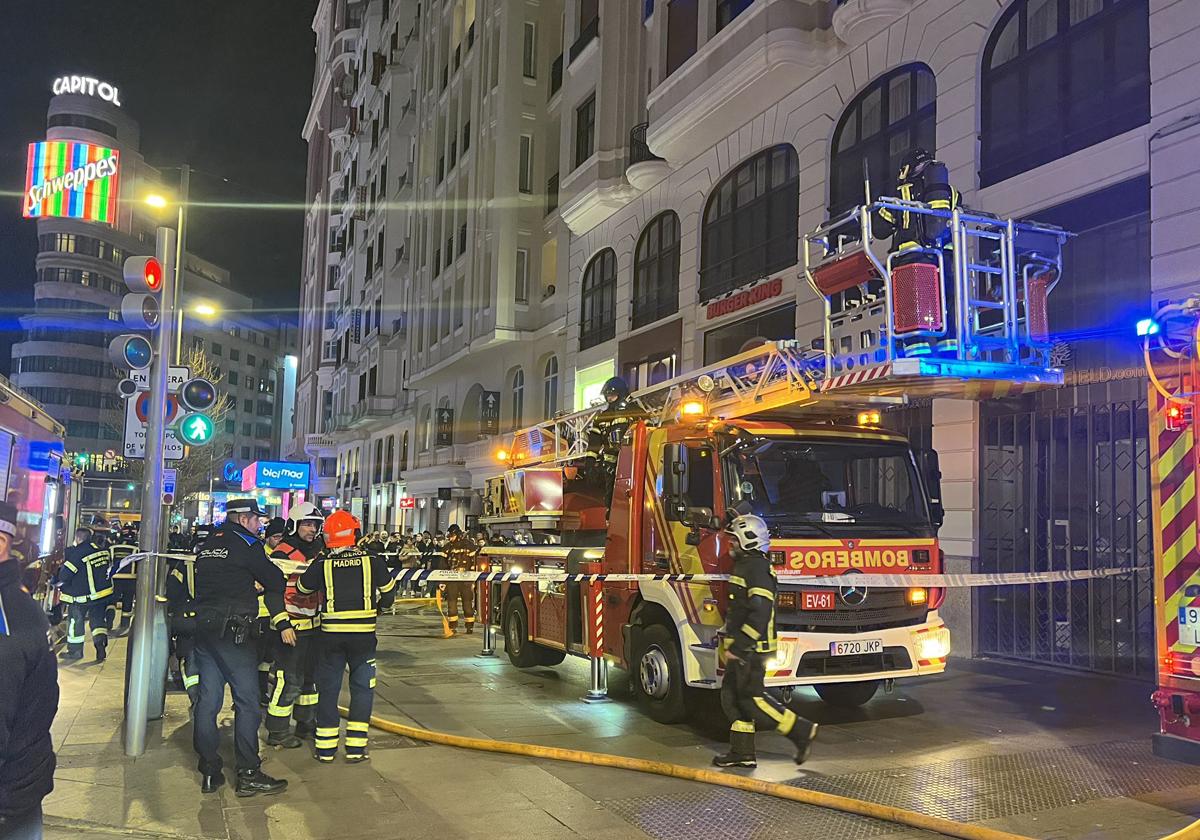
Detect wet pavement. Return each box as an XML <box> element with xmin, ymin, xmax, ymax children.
<box><xmin>43</xmin><ymin>602</ymin><xmax>1200</xmax><ymax>839</ymax></box>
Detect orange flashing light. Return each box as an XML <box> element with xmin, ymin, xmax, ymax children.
<box><xmin>858</xmin><ymin>410</ymin><xmax>882</xmax><ymax>426</ymax></box>
<box><xmin>680</xmin><ymin>400</ymin><xmax>705</xmax><ymax>417</ymax></box>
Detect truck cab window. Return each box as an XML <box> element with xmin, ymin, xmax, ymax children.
<box><xmin>682</xmin><ymin>445</ymin><xmax>715</xmax><ymax>512</ymax></box>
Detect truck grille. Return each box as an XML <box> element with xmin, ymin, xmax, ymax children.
<box><xmin>796</xmin><ymin>646</ymin><xmax>913</xmax><ymax>677</ymax></box>
<box><xmin>776</xmin><ymin>586</ymin><xmax>929</xmax><ymax>634</ymax></box>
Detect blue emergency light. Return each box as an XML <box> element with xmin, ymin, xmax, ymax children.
<box><xmin>1137</xmin><ymin>317</ymin><xmax>1161</xmax><ymax>337</ymax></box>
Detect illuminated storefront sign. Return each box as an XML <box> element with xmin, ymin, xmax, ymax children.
<box><xmin>23</xmin><ymin>140</ymin><xmax>120</xmax><ymax>225</ymax></box>
<box><xmin>705</xmin><ymin>277</ymin><xmax>784</xmax><ymax>320</ymax></box>
<box><xmin>241</xmin><ymin>460</ymin><xmax>311</xmax><ymax>491</ymax></box>
<box><xmin>51</xmin><ymin>75</ymin><xmax>122</xmax><ymax>106</ymax></box>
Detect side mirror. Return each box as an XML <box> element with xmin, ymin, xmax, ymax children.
<box><xmin>930</xmin><ymin>500</ymin><xmax>945</xmax><ymax>528</ymax></box>
<box><xmin>684</xmin><ymin>507</ymin><xmax>717</xmax><ymax>545</ymax></box>
<box><xmin>662</xmin><ymin>443</ymin><xmax>688</xmax><ymax>518</ymax></box>
<box><xmin>916</xmin><ymin>447</ymin><xmax>942</xmax><ymax>502</ymax></box>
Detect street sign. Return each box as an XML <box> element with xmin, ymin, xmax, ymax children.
<box><xmin>124</xmin><ymin>396</ymin><xmax>184</xmax><ymax>460</ymax></box>
<box><xmin>179</xmin><ymin>413</ymin><xmax>215</xmax><ymax>446</ymax></box>
<box><xmin>163</xmin><ymin>468</ymin><xmax>177</xmax><ymax>505</ymax></box>
<box><xmin>130</xmin><ymin>365</ymin><xmax>189</xmax><ymax>393</ymax></box>
<box><xmin>133</xmin><ymin>391</ymin><xmax>181</xmax><ymax>426</ymax></box>
<box><xmin>436</xmin><ymin>408</ymin><xmax>454</xmax><ymax>447</ymax></box>
<box><xmin>480</xmin><ymin>390</ymin><xmax>500</xmax><ymax>436</ymax></box>
<box><xmin>399</xmin><ymin>497</ymin><xmax>416</xmax><ymax>510</ymax></box>
<box><xmin>123</xmin><ymin>424</ymin><xmax>184</xmax><ymax>461</ymax></box>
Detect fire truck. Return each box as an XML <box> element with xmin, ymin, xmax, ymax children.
<box><xmin>480</xmin><ymin>197</ymin><xmax>1070</xmax><ymax>722</ymax></box>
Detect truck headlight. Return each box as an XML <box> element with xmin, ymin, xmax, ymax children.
<box><xmin>914</xmin><ymin>626</ymin><xmax>950</xmax><ymax>661</ymax></box>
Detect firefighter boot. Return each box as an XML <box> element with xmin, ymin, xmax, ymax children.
<box><xmin>712</xmin><ymin>725</ymin><xmax>757</xmax><ymax>768</ymax></box>
<box><xmin>95</xmin><ymin>635</ymin><xmax>108</xmax><ymax>663</ymax></box>
<box><xmin>787</xmin><ymin>720</ymin><xmax>819</xmax><ymax>766</ymax></box>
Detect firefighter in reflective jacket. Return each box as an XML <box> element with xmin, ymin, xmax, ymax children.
<box><xmin>443</xmin><ymin>524</ymin><xmax>477</xmax><ymax>634</ymax></box>
<box><xmin>166</xmin><ymin>554</ymin><xmax>200</xmax><ymax>705</ymax></box>
<box><xmin>873</xmin><ymin>148</ymin><xmax>962</xmax><ymax>355</ymax></box>
<box><xmin>714</xmin><ymin>514</ymin><xmax>818</xmax><ymax>768</ymax></box>
<box><xmin>585</xmin><ymin>377</ymin><xmax>637</xmax><ymax>508</ymax></box>
<box><xmin>264</xmin><ymin>503</ymin><xmax>325</xmax><ymax>747</ymax></box>
<box><xmin>57</xmin><ymin>527</ymin><xmax>114</xmax><ymax>662</ymax></box>
<box><xmin>297</xmin><ymin>510</ymin><xmax>395</xmax><ymax>763</ymax></box>
<box><xmin>108</xmin><ymin>534</ymin><xmax>139</xmax><ymax>632</ymax></box>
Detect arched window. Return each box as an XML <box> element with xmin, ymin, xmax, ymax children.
<box><xmin>830</xmin><ymin>64</ymin><xmax>936</xmax><ymax>214</ymax></box>
<box><xmin>542</xmin><ymin>356</ymin><xmax>559</xmax><ymax>419</ymax></box>
<box><xmin>700</xmin><ymin>145</ymin><xmax>798</xmax><ymax>301</ymax></box>
<box><xmin>510</xmin><ymin>368</ymin><xmax>525</xmax><ymax>429</ymax></box>
<box><xmin>400</xmin><ymin>431</ymin><xmax>409</xmax><ymax>471</ymax></box>
<box><xmin>981</xmin><ymin>0</ymin><xmax>1148</xmax><ymax>186</ymax></box>
<box><xmin>632</xmin><ymin>211</ymin><xmax>680</xmax><ymax>329</ymax></box>
<box><xmin>579</xmin><ymin>249</ymin><xmax>616</xmax><ymax>350</ymax></box>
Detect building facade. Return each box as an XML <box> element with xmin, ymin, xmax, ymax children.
<box><xmin>293</xmin><ymin>0</ymin><xmax>1199</xmax><ymax>678</ymax></box>
<box><xmin>15</xmin><ymin>83</ymin><xmax>293</xmax><ymax>518</ymax></box>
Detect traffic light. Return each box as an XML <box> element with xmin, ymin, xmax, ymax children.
<box><xmin>109</xmin><ymin>334</ymin><xmax>153</xmax><ymax>370</ymax></box>
<box><xmin>119</xmin><ymin>256</ymin><xmax>163</xmax><ymax>330</ymax></box>
<box><xmin>180</xmin><ymin>377</ymin><xmax>217</xmax><ymax>412</ymax></box>
<box><xmin>74</xmin><ymin>452</ymin><xmax>89</xmax><ymax>468</ymax></box>
<box><xmin>179</xmin><ymin>413</ymin><xmax>214</xmax><ymax>446</ymax></box>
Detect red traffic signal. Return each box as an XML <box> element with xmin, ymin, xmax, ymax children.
<box><xmin>123</xmin><ymin>255</ymin><xmax>164</xmax><ymax>294</ymax></box>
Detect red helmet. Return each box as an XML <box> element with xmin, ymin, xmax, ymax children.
<box><xmin>323</xmin><ymin>510</ymin><xmax>361</xmax><ymax>548</ymax></box>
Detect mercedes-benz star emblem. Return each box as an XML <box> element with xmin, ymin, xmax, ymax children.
<box><xmin>839</xmin><ymin>572</ymin><xmax>868</xmax><ymax>607</ymax></box>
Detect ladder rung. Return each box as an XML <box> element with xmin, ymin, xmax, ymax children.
<box><xmin>967</xmin><ymin>263</ymin><xmax>1004</xmax><ymax>274</ymax></box>
<box><xmin>969</xmin><ymin>299</ymin><xmax>1006</xmax><ymax>310</ymax></box>
<box><xmin>964</xmin><ymin>229</ymin><xmax>1005</xmax><ymax>240</ymax></box>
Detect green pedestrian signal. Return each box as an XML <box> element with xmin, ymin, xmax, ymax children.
<box><xmin>179</xmin><ymin>412</ymin><xmax>215</xmax><ymax>446</ymax></box>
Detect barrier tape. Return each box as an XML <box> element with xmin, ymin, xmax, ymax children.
<box><xmin>130</xmin><ymin>551</ymin><xmax>1143</xmax><ymax>589</ymax></box>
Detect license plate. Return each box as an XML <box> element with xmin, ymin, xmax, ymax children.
<box><xmin>801</xmin><ymin>591</ymin><xmax>835</xmax><ymax>610</ymax></box>
<box><xmin>830</xmin><ymin>639</ymin><xmax>883</xmax><ymax>656</ymax></box>
<box><xmin>1180</xmin><ymin>607</ymin><xmax>1200</xmax><ymax>645</ymax></box>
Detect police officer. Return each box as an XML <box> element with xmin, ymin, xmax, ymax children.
<box><xmin>714</xmin><ymin>514</ymin><xmax>818</xmax><ymax>768</ymax></box>
<box><xmin>108</xmin><ymin>529</ymin><xmax>139</xmax><ymax>632</ymax></box>
<box><xmin>443</xmin><ymin>525</ymin><xmax>478</xmax><ymax>634</ymax></box>
<box><xmin>58</xmin><ymin>527</ymin><xmax>114</xmax><ymax>662</ymax></box>
<box><xmin>191</xmin><ymin>499</ymin><xmax>290</xmax><ymax>797</ymax></box>
<box><xmin>264</xmin><ymin>503</ymin><xmax>325</xmax><ymax>747</ymax></box>
<box><xmin>298</xmin><ymin>510</ymin><xmax>396</xmax><ymax>763</ymax></box>
<box><xmin>166</xmin><ymin>553</ymin><xmax>200</xmax><ymax>707</ymax></box>
<box><xmin>0</xmin><ymin>501</ymin><xmax>58</xmax><ymax>839</ymax></box>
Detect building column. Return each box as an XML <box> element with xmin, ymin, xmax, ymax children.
<box><xmin>932</xmin><ymin>398</ymin><xmax>979</xmax><ymax>657</ymax></box>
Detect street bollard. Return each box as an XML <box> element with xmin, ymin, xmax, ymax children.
<box><xmin>582</xmin><ymin>572</ymin><xmax>610</xmax><ymax>703</ymax></box>
<box><xmin>478</xmin><ymin>577</ymin><xmax>496</xmax><ymax>657</ymax></box>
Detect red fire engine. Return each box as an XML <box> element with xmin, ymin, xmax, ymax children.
<box><xmin>479</xmin><ymin>197</ymin><xmax>1069</xmax><ymax>722</ymax></box>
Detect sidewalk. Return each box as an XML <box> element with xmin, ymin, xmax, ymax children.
<box><xmin>41</xmin><ymin>605</ymin><xmax>1200</xmax><ymax>839</ymax></box>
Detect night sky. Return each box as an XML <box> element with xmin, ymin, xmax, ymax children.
<box><xmin>0</xmin><ymin>0</ymin><xmax>319</xmax><ymax>372</ymax></box>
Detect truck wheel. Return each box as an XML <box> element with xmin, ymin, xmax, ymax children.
<box><xmin>815</xmin><ymin>680</ymin><xmax>880</xmax><ymax>708</ymax></box>
<box><xmin>502</xmin><ymin>598</ymin><xmax>566</xmax><ymax>668</ymax></box>
<box><xmin>631</xmin><ymin>624</ymin><xmax>688</xmax><ymax>724</ymax></box>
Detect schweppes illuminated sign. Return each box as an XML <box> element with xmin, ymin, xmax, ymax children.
<box><xmin>778</xmin><ymin>540</ymin><xmax>937</xmax><ymax>573</ymax></box>
<box><xmin>22</xmin><ymin>140</ymin><xmax>120</xmax><ymax>225</ymax></box>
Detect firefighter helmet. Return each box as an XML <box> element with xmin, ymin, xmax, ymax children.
<box><xmin>726</xmin><ymin>514</ymin><xmax>771</xmax><ymax>553</ymax></box>
<box><xmin>286</xmin><ymin>501</ymin><xmax>325</xmax><ymax>535</ymax></box>
<box><xmin>898</xmin><ymin>147</ymin><xmax>934</xmax><ymax>181</ymax></box>
<box><xmin>264</xmin><ymin>517</ymin><xmax>287</xmax><ymax>538</ymax></box>
<box><xmin>601</xmin><ymin>377</ymin><xmax>630</xmax><ymax>404</ymax></box>
<box><xmin>323</xmin><ymin>510</ymin><xmax>360</xmax><ymax>548</ymax></box>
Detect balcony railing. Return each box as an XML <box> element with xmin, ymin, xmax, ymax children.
<box><xmin>549</xmin><ymin>53</ymin><xmax>563</xmax><ymax>98</ymax></box>
<box><xmin>569</xmin><ymin>17</ymin><xmax>598</xmax><ymax>62</ymax></box>
<box><xmin>629</xmin><ymin>123</ymin><xmax>664</xmax><ymax>165</ymax></box>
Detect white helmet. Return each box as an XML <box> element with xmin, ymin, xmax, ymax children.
<box><xmin>726</xmin><ymin>514</ymin><xmax>771</xmax><ymax>552</ymax></box>
<box><xmin>286</xmin><ymin>502</ymin><xmax>325</xmax><ymax>535</ymax></box>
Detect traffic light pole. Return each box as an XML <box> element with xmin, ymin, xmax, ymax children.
<box><xmin>124</xmin><ymin>226</ymin><xmax>176</xmax><ymax>757</ymax></box>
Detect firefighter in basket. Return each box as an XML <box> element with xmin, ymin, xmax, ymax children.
<box><xmin>584</xmin><ymin>377</ymin><xmax>638</xmax><ymax>509</ymax></box>
<box><xmin>715</xmin><ymin>514</ymin><xmax>819</xmax><ymax>769</ymax></box>
<box><xmin>873</xmin><ymin>148</ymin><xmax>962</xmax><ymax>357</ymax></box>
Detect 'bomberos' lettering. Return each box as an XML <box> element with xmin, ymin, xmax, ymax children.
<box><xmin>786</xmin><ymin>548</ymin><xmax>911</xmax><ymax>571</ymax></box>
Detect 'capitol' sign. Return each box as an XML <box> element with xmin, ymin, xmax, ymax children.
<box><xmin>52</xmin><ymin>75</ymin><xmax>122</xmax><ymax>107</ymax></box>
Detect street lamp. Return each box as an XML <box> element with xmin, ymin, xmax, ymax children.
<box><xmin>193</xmin><ymin>302</ymin><xmax>219</xmax><ymax>318</ymax></box>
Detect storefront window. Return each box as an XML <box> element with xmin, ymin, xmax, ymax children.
<box><xmin>702</xmin><ymin>303</ymin><xmax>796</xmax><ymax>365</ymax></box>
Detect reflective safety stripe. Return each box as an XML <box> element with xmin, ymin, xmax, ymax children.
<box><xmin>323</xmin><ymin>608</ymin><xmax>376</xmax><ymax>619</ymax></box>
<box><xmin>730</xmin><ymin>720</ymin><xmax>755</xmax><ymax>734</ymax></box>
<box><xmin>270</xmin><ymin>611</ymin><xmax>290</xmax><ymax>629</ymax></box>
<box><xmin>296</xmin><ymin>693</ymin><xmax>319</xmax><ymax>707</ymax></box>
<box><xmin>741</xmin><ymin>623</ymin><xmax>761</xmax><ymax>641</ymax></box>
<box><xmin>367</xmin><ymin>659</ymin><xmax>377</xmax><ymax>689</ymax></box>
<box><xmin>378</xmin><ymin>575</ymin><xmax>397</xmax><ymax>594</ymax></box>
<box><xmin>897</xmin><ymin>240</ymin><xmax>922</xmax><ymax>252</ymax></box>
<box><xmin>362</xmin><ymin>555</ymin><xmax>372</xmax><ymax>608</ymax></box>
<box><xmin>345</xmin><ymin>736</ymin><xmax>368</xmax><ymax>747</ymax></box>
<box><xmin>728</xmin><ymin>575</ymin><xmax>747</xmax><ymax>588</ymax></box>
<box><xmin>92</xmin><ymin>627</ymin><xmax>108</xmax><ymax>638</ymax></box>
<box><xmin>753</xmin><ymin>696</ymin><xmax>786</xmax><ymax>724</ymax></box>
<box><xmin>321</xmin><ymin>622</ymin><xmax>377</xmax><ymax>633</ymax></box>
<box><xmin>747</xmin><ymin>587</ymin><xmax>775</xmax><ymax>601</ymax></box>
<box><xmin>91</xmin><ymin>588</ymin><xmax>114</xmax><ymax>600</ymax></box>
<box><xmin>315</xmin><ymin>727</ymin><xmax>340</xmax><ymax>737</ymax></box>
<box><xmin>324</xmin><ymin>560</ymin><xmax>336</xmax><ymax>612</ymax></box>
<box><xmin>346</xmin><ymin>721</ymin><xmax>369</xmax><ymax>733</ymax></box>
<box><xmin>879</xmin><ymin>207</ymin><xmax>895</xmax><ymax>223</ymax></box>
<box><xmin>183</xmin><ymin>672</ymin><xmax>200</xmax><ymax>689</ymax></box>
<box><xmin>258</xmin><ymin>661</ymin><xmax>273</xmax><ymax>673</ymax></box>
<box><xmin>267</xmin><ymin>669</ymin><xmax>291</xmax><ymax>717</ymax></box>
<box><xmin>928</xmin><ymin>199</ymin><xmax>951</xmax><ymax>209</ymax></box>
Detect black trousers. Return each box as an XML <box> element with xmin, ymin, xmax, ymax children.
<box><xmin>722</xmin><ymin>654</ymin><xmax>807</xmax><ymax>737</ymax></box>
<box><xmin>65</xmin><ymin>598</ymin><xmax>110</xmax><ymax>657</ymax></box>
<box><xmin>192</xmin><ymin>632</ymin><xmax>262</xmax><ymax>774</ymax></box>
<box><xmin>314</xmin><ymin>633</ymin><xmax>377</xmax><ymax>760</ymax></box>
<box><xmin>265</xmin><ymin>631</ymin><xmax>318</xmax><ymax>735</ymax></box>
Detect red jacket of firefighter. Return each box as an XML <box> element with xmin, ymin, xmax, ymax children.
<box><xmin>270</xmin><ymin>536</ymin><xmax>324</xmax><ymax>631</ymax></box>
